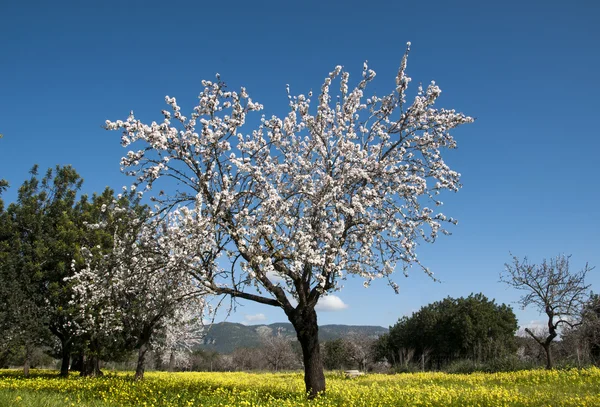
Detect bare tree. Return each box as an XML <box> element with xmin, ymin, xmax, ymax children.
<box><xmin>501</xmin><ymin>254</ymin><xmax>593</xmax><ymax>369</ymax></box>
<box><xmin>260</xmin><ymin>329</ymin><xmax>299</xmax><ymax>371</ymax></box>
<box><xmin>344</xmin><ymin>333</ymin><xmax>376</xmax><ymax>371</ymax></box>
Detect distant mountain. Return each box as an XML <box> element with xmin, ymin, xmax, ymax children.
<box><xmin>199</xmin><ymin>322</ymin><xmax>388</xmax><ymax>354</ymax></box>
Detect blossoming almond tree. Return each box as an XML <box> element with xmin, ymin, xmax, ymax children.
<box><xmin>106</xmin><ymin>43</ymin><xmax>473</xmax><ymax>396</ymax></box>
<box><xmin>70</xmin><ymin>201</ymin><xmax>209</xmax><ymax>379</ymax></box>
<box><xmin>157</xmin><ymin>305</ymin><xmax>206</xmax><ymax>371</ymax></box>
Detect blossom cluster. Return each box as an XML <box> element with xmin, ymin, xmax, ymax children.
<box><xmin>105</xmin><ymin>44</ymin><xmax>473</xmax><ymax>309</ymax></box>
<box><xmin>68</xmin><ymin>199</ymin><xmax>210</xmax><ymax>355</ymax></box>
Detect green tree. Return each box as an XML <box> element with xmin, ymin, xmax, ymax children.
<box><xmin>383</xmin><ymin>294</ymin><xmax>517</xmax><ymax>369</ymax></box>
<box><xmin>69</xmin><ymin>186</ymin><xmax>151</xmax><ymax>377</ymax></box>
<box><xmin>0</xmin><ymin>165</ymin><xmax>143</xmax><ymax>376</ymax></box>
<box><xmin>563</xmin><ymin>293</ymin><xmax>600</xmax><ymax>366</ymax></box>
<box><xmin>323</xmin><ymin>339</ymin><xmax>351</xmax><ymax>370</ymax></box>
<box><xmin>0</xmin><ymin>166</ymin><xmax>59</xmax><ymax>375</ymax></box>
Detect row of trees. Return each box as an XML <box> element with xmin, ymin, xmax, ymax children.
<box><xmin>2</xmin><ymin>43</ymin><xmax>594</xmax><ymax>398</ymax></box>
<box><xmin>1</xmin><ymin>169</ymin><xmax>596</xmax><ymax>379</ymax></box>
<box><xmin>0</xmin><ymin>166</ymin><xmax>207</xmax><ymax>379</ymax></box>
<box><xmin>3</xmin><ymin>43</ymin><xmax>477</xmax><ymax>397</ymax></box>
<box><xmin>372</xmin><ymin>254</ymin><xmax>598</xmax><ymax>372</ymax></box>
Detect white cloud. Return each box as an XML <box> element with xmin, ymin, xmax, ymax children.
<box><xmin>316</xmin><ymin>295</ymin><xmax>349</xmax><ymax>312</ymax></box>
<box><xmin>266</xmin><ymin>270</ymin><xmax>285</xmax><ymax>284</ymax></box>
<box><xmin>517</xmin><ymin>320</ymin><xmax>546</xmax><ymax>336</ymax></box>
<box><xmin>244</xmin><ymin>313</ymin><xmax>267</xmax><ymax>324</ymax></box>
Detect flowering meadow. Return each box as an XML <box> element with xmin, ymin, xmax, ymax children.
<box><xmin>1</xmin><ymin>368</ymin><xmax>599</xmax><ymax>407</ymax></box>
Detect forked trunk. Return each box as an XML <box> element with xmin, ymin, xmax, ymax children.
<box><xmin>135</xmin><ymin>342</ymin><xmax>149</xmax><ymax>380</ymax></box>
<box><xmin>289</xmin><ymin>306</ymin><xmax>325</xmax><ymax>398</ymax></box>
<box><xmin>51</xmin><ymin>329</ymin><xmax>72</xmax><ymax>377</ymax></box>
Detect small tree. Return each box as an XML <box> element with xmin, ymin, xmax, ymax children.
<box><xmin>0</xmin><ymin>165</ymin><xmax>87</xmax><ymax>376</ymax></box>
<box><xmin>502</xmin><ymin>254</ymin><xmax>593</xmax><ymax>369</ymax></box>
<box><xmin>158</xmin><ymin>305</ymin><xmax>207</xmax><ymax>372</ymax></box>
<box><xmin>323</xmin><ymin>338</ymin><xmax>351</xmax><ymax>370</ymax></box>
<box><xmin>563</xmin><ymin>294</ymin><xmax>600</xmax><ymax>366</ymax></box>
<box><xmin>259</xmin><ymin>329</ymin><xmax>299</xmax><ymax>371</ymax></box>
<box><xmin>345</xmin><ymin>333</ymin><xmax>377</xmax><ymax>371</ymax></box>
<box><xmin>580</xmin><ymin>294</ymin><xmax>600</xmax><ymax>365</ymax></box>
<box><xmin>70</xmin><ymin>202</ymin><xmax>210</xmax><ymax>379</ymax></box>
<box><xmin>106</xmin><ymin>43</ymin><xmax>473</xmax><ymax>396</ymax></box>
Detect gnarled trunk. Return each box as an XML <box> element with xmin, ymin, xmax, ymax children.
<box><xmin>51</xmin><ymin>327</ymin><xmax>72</xmax><ymax>377</ymax></box>
<box><xmin>135</xmin><ymin>342</ymin><xmax>149</xmax><ymax>380</ymax></box>
<box><xmin>70</xmin><ymin>352</ymin><xmax>83</xmax><ymax>373</ymax></box>
<box><xmin>543</xmin><ymin>343</ymin><xmax>553</xmax><ymax>370</ymax></box>
<box><xmin>289</xmin><ymin>306</ymin><xmax>325</xmax><ymax>398</ymax></box>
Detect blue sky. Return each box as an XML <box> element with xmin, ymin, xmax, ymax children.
<box><xmin>1</xmin><ymin>0</ymin><xmax>598</xmax><ymax>331</ymax></box>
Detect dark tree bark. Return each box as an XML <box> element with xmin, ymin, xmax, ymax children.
<box><xmin>525</xmin><ymin>325</ymin><xmax>557</xmax><ymax>370</ymax></box>
<box><xmin>134</xmin><ymin>325</ymin><xmax>154</xmax><ymax>380</ymax></box>
<box><xmin>59</xmin><ymin>339</ymin><xmax>72</xmax><ymax>377</ymax></box>
<box><xmin>70</xmin><ymin>352</ymin><xmax>83</xmax><ymax>373</ymax></box>
<box><xmin>168</xmin><ymin>350</ymin><xmax>175</xmax><ymax>372</ymax></box>
<box><xmin>50</xmin><ymin>327</ymin><xmax>73</xmax><ymax>377</ymax></box>
<box><xmin>135</xmin><ymin>342</ymin><xmax>149</xmax><ymax>380</ymax></box>
<box><xmin>23</xmin><ymin>344</ymin><xmax>31</xmax><ymax>377</ymax></box>
<box><xmin>80</xmin><ymin>340</ymin><xmax>103</xmax><ymax>377</ymax></box>
<box><xmin>289</xmin><ymin>306</ymin><xmax>325</xmax><ymax>398</ymax></box>
<box><xmin>543</xmin><ymin>343</ymin><xmax>553</xmax><ymax>370</ymax></box>
<box><xmin>80</xmin><ymin>354</ymin><xmax>103</xmax><ymax>377</ymax></box>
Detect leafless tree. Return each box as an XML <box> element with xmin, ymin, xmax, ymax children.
<box><xmin>501</xmin><ymin>254</ymin><xmax>593</xmax><ymax>369</ymax></box>
<box><xmin>344</xmin><ymin>333</ymin><xmax>377</xmax><ymax>371</ymax></box>
<box><xmin>260</xmin><ymin>329</ymin><xmax>300</xmax><ymax>371</ymax></box>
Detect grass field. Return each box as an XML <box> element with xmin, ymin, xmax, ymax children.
<box><xmin>1</xmin><ymin>368</ymin><xmax>599</xmax><ymax>406</ymax></box>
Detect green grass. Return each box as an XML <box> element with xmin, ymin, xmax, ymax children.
<box><xmin>0</xmin><ymin>389</ymin><xmax>112</xmax><ymax>407</ymax></box>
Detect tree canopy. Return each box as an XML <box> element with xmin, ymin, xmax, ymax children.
<box><xmin>377</xmin><ymin>293</ymin><xmax>517</xmax><ymax>368</ymax></box>
<box><xmin>106</xmin><ymin>44</ymin><xmax>473</xmax><ymax>396</ymax></box>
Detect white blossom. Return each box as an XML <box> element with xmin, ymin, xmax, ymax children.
<box><xmin>105</xmin><ymin>45</ymin><xmax>473</xmax><ymax>321</ymax></box>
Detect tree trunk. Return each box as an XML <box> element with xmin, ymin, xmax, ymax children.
<box><xmin>59</xmin><ymin>340</ymin><xmax>71</xmax><ymax>377</ymax></box>
<box><xmin>543</xmin><ymin>343</ymin><xmax>553</xmax><ymax>370</ymax></box>
<box><xmin>23</xmin><ymin>344</ymin><xmax>31</xmax><ymax>377</ymax></box>
<box><xmin>80</xmin><ymin>338</ymin><xmax>103</xmax><ymax>378</ymax></box>
<box><xmin>168</xmin><ymin>350</ymin><xmax>175</xmax><ymax>372</ymax></box>
<box><xmin>135</xmin><ymin>342</ymin><xmax>149</xmax><ymax>380</ymax></box>
<box><xmin>289</xmin><ymin>306</ymin><xmax>325</xmax><ymax>398</ymax></box>
<box><xmin>51</xmin><ymin>328</ymin><xmax>72</xmax><ymax>377</ymax></box>
<box><xmin>71</xmin><ymin>353</ymin><xmax>83</xmax><ymax>373</ymax></box>
<box><xmin>81</xmin><ymin>354</ymin><xmax>103</xmax><ymax>377</ymax></box>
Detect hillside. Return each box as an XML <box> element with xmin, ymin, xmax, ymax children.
<box><xmin>199</xmin><ymin>322</ymin><xmax>388</xmax><ymax>353</ymax></box>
